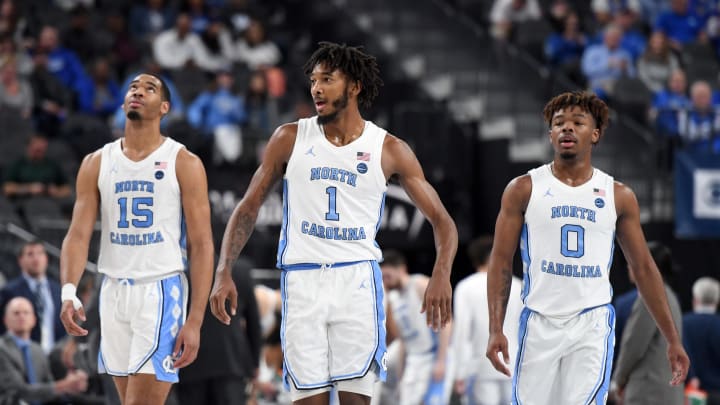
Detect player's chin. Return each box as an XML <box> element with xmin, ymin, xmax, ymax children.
<box><xmin>558</xmin><ymin>150</ymin><xmax>577</xmax><ymax>160</ymax></box>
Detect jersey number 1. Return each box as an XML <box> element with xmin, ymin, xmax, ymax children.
<box><xmin>117</xmin><ymin>197</ymin><xmax>154</xmax><ymax>228</ymax></box>
<box><xmin>561</xmin><ymin>224</ymin><xmax>585</xmax><ymax>258</ymax></box>
<box><xmin>325</xmin><ymin>187</ymin><xmax>339</xmax><ymax>221</ymax></box>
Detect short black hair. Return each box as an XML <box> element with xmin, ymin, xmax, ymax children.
<box><xmin>17</xmin><ymin>239</ymin><xmax>45</xmax><ymax>258</ymax></box>
<box><xmin>467</xmin><ymin>235</ymin><xmax>494</xmax><ymax>268</ymax></box>
<box><xmin>647</xmin><ymin>241</ymin><xmax>676</xmax><ymax>280</ymax></box>
<box><xmin>303</xmin><ymin>41</ymin><xmax>383</xmax><ymax>109</ymax></box>
<box><xmin>146</xmin><ymin>72</ymin><xmax>172</xmax><ymax>105</ymax></box>
<box><xmin>543</xmin><ymin>91</ymin><xmax>610</xmax><ymax>139</ymax></box>
<box><xmin>381</xmin><ymin>249</ymin><xmax>406</xmax><ymax>267</ymax></box>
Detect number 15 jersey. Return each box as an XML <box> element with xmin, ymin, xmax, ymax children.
<box><xmin>97</xmin><ymin>137</ymin><xmax>187</xmax><ymax>279</ymax></box>
<box><xmin>277</xmin><ymin>117</ymin><xmax>387</xmax><ymax>268</ymax></box>
<box><xmin>522</xmin><ymin>164</ymin><xmax>617</xmax><ymax>318</ymax></box>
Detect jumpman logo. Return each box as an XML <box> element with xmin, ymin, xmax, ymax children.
<box><xmin>544</xmin><ymin>188</ymin><xmax>554</xmax><ymax>197</ymax></box>
<box><xmin>358</xmin><ymin>279</ymin><xmax>369</xmax><ymax>290</ymax></box>
<box><xmin>305</xmin><ymin>146</ymin><xmax>316</xmax><ymax>157</ymax></box>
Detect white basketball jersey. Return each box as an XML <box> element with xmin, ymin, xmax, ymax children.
<box><xmin>388</xmin><ymin>275</ymin><xmax>437</xmax><ymax>355</ymax></box>
<box><xmin>522</xmin><ymin>164</ymin><xmax>617</xmax><ymax>317</ymax></box>
<box><xmin>97</xmin><ymin>138</ymin><xmax>187</xmax><ymax>279</ymax></box>
<box><xmin>276</xmin><ymin>116</ymin><xmax>387</xmax><ymax>267</ymax></box>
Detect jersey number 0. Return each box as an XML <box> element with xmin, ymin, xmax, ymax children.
<box><xmin>561</xmin><ymin>224</ymin><xmax>585</xmax><ymax>258</ymax></box>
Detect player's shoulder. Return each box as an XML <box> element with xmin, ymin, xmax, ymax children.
<box><xmin>504</xmin><ymin>173</ymin><xmax>532</xmax><ymax>198</ymax></box>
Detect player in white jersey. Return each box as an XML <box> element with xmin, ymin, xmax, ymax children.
<box><xmin>58</xmin><ymin>73</ymin><xmax>214</xmax><ymax>405</ymax></box>
<box><xmin>452</xmin><ymin>236</ymin><xmax>522</xmax><ymax>405</ymax></box>
<box><xmin>381</xmin><ymin>250</ymin><xmax>453</xmax><ymax>405</ymax></box>
<box><xmin>210</xmin><ymin>42</ymin><xmax>458</xmax><ymax>405</ymax></box>
<box><xmin>485</xmin><ymin>91</ymin><xmax>689</xmax><ymax>405</ymax></box>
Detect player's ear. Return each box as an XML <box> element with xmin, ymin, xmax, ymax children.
<box><xmin>160</xmin><ymin>100</ymin><xmax>170</xmax><ymax>115</ymax></box>
<box><xmin>351</xmin><ymin>80</ymin><xmax>362</xmax><ymax>97</ymax></box>
<box><xmin>591</xmin><ymin>128</ymin><xmax>600</xmax><ymax>145</ymax></box>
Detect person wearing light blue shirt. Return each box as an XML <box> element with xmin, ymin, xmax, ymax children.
<box><xmin>581</xmin><ymin>24</ymin><xmax>637</xmax><ymax>99</ymax></box>
<box><xmin>187</xmin><ymin>71</ymin><xmax>246</xmax><ymax>137</ymax></box>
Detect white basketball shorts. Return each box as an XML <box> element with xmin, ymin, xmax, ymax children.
<box><xmin>399</xmin><ymin>351</ymin><xmax>453</xmax><ymax>405</ymax></box>
<box><xmin>97</xmin><ymin>272</ymin><xmax>188</xmax><ymax>383</ymax></box>
<box><xmin>512</xmin><ymin>304</ymin><xmax>615</xmax><ymax>405</ymax></box>
<box><xmin>280</xmin><ymin>261</ymin><xmax>387</xmax><ymax>393</ymax></box>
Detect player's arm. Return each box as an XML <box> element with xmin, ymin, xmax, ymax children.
<box><xmin>486</xmin><ymin>175</ymin><xmax>530</xmax><ymax>377</ymax></box>
<box><xmin>210</xmin><ymin>123</ymin><xmax>296</xmax><ymax>324</ymax></box>
<box><xmin>172</xmin><ymin>149</ymin><xmax>214</xmax><ymax>368</ymax></box>
<box><xmin>382</xmin><ymin>134</ymin><xmax>458</xmax><ymax>330</ymax></box>
<box><xmin>59</xmin><ymin>151</ymin><xmax>101</xmax><ymax>336</ymax></box>
<box><xmin>614</xmin><ymin>181</ymin><xmax>689</xmax><ymax>385</ymax></box>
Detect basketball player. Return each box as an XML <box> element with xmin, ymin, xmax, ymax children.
<box><xmin>485</xmin><ymin>91</ymin><xmax>689</xmax><ymax>404</ymax></box>
<box><xmin>209</xmin><ymin>42</ymin><xmax>458</xmax><ymax>405</ymax></box>
<box><xmin>381</xmin><ymin>249</ymin><xmax>453</xmax><ymax>405</ymax></box>
<box><xmin>58</xmin><ymin>73</ymin><xmax>215</xmax><ymax>405</ymax></box>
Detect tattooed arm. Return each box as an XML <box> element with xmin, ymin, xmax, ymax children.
<box><xmin>486</xmin><ymin>175</ymin><xmax>531</xmax><ymax>376</ymax></box>
<box><xmin>210</xmin><ymin>124</ymin><xmax>297</xmax><ymax>324</ymax></box>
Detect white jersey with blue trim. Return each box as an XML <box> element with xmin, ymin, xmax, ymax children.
<box><xmin>277</xmin><ymin>116</ymin><xmax>387</xmax><ymax>267</ymax></box>
<box><xmin>521</xmin><ymin>163</ymin><xmax>617</xmax><ymax>318</ymax></box>
<box><xmin>97</xmin><ymin>137</ymin><xmax>187</xmax><ymax>279</ymax></box>
<box><xmin>388</xmin><ymin>275</ymin><xmax>437</xmax><ymax>355</ymax></box>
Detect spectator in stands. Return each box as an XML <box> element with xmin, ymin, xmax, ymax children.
<box><xmin>0</xmin><ymin>0</ymin><xmax>29</xmax><ymax>47</ymax></box>
<box><xmin>638</xmin><ymin>31</ymin><xmax>681</xmax><ymax>94</ymax></box>
<box><xmin>104</xmin><ymin>11</ymin><xmax>141</xmax><ymax>80</ymax></box>
<box><xmin>187</xmin><ymin>69</ymin><xmax>246</xmax><ymax>164</ymax></box>
<box><xmin>199</xmin><ymin>18</ymin><xmax>235</xmax><ymax>73</ymax></box>
<box><xmin>183</xmin><ymin>0</ymin><xmax>212</xmax><ymax>34</ymax></box>
<box><xmin>592</xmin><ymin>0</ymin><xmax>642</xmax><ymax>27</ymax></box>
<box><xmin>581</xmin><ymin>23</ymin><xmax>636</xmax><ymax>99</ymax></box>
<box><xmin>244</xmin><ymin>69</ymin><xmax>279</xmax><ymax>134</ymax></box>
<box><xmin>0</xmin><ymin>296</ymin><xmax>88</xmax><ymax>404</ymax></box>
<box><xmin>0</xmin><ymin>55</ymin><xmax>33</xmax><ymax>118</ymax></box>
<box><xmin>489</xmin><ymin>0</ymin><xmax>542</xmax><ymax>41</ymax></box>
<box><xmin>33</xmin><ymin>25</ymin><xmax>90</xmax><ymax>99</ymax></box>
<box><xmin>61</xmin><ymin>5</ymin><xmax>99</xmax><ymax>64</ymax></box>
<box><xmin>683</xmin><ymin>277</ymin><xmax>720</xmax><ymax>405</ymax></box>
<box><xmin>3</xmin><ymin>134</ymin><xmax>71</xmax><ymax>199</ymax></box>
<box><xmin>128</xmin><ymin>0</ymin><xmax>176</xmax><ymax>44</ymax></box>
<box><xmin>544</xmin><ymin>11</ymin><xmax>588</xmax><ymax>86</ymax></box>
<box><xmin>231</xmin><ymin>17</ymin><xmax>281</xmax><ymax>70</ymax></box>
<box><xmin>651</xmin><ymin>68</ymin><xmax>691</xmax><ymax>136</ymax></box>
<box><xmin>678</xmin><ymin>80</ymin><xmax>720</xmax><ymax>152</ymax></box>
<box><xmin>654</xmin><ymin>0</ymin><xmax>705</xmax><ymax>51</ymax></box>
<box><xmin>221</xmin><ymin>0</ymin><xmax>253</xmax><ymax>33</ymax></box>
<box><xmin>612</xmin><ymin>8</ymin><xmax>647</xmax><ymax>62</ymax></box>
<box><xmin>153</xmin><ymin>12</ymin><xmax>220</xmax><ymax>72</ymax></box>
<box><xmin>76</xmin><ymin>56</ymin><xmax>122</xmax><ymax>119</ymax></box>
<box><xmin>29</xmin><ymin>51</ymin><xmax>72</xmax><ymax>138</ymax></box>
<box><xmin>0</xmin><ymin>241</ymin><xmax>65</xmax><ymax>354</ymax></box>
<box><xmin>0</xmin><ymin>33</ymin><xmax>33</xmax><ymax>78</ymax></box>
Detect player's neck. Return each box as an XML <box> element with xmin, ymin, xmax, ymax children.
<box><xmin>122</xmin><ymin>123</ymin><xmax>165</xmax><ymax>160</ymax></box>
<box><xmin>550</xmin><ymin>159</ymin><xmax>594</xmax><ymax>187</ymax></box>
<box><xmin>320</xmin><ymin>110</ymin><xmax>365</xmax><ymax>146</ymax></box>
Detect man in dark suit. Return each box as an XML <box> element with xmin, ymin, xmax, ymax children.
<box><xmin>177</xmin><ymin>257</ymin><xmax>262</xmax><ymax>405</ymax></box>
<box><xmin>0</xmin><ymin>296</ymin><xmax>87</xmax><ymax>404</ymax></box>
<box><xmin>683</xmin><ymin>277</ymin><xmax>720</xmax><ymax>405</ymax></box>
<box><xmin>0</xmin><ymin>240</ymin><xmax>66</xmax><ymax>353</ymax></box>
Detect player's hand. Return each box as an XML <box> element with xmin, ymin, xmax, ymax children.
<box><xmin>59</xmin><ymin>300</ymin><xmax>88</xmax><ymax>336</ymax></box>
<box><xmin>209</xmin><ymin>268</ymin><xmax>238</xmax><ymax>325</ymax></box>
<box><xmin>173</xmin><ymin>318</ymin><xmax>201</xmax><ymax>369</ymax></box>
<box><xmin>421</xmin><ymin>272</ymin><xmax>451</xmax><ymax>331</ymax></box>
<box><xmin>667</xmin><ymin>342</ymin><xmax>689</xmax><ymax>386</ymax></box>
<box><xmin>486</xmin><ymin>332</ymin><xmax>511</xmax><ymax>377</ymax></box>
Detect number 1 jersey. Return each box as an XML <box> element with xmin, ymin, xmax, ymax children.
<box><xmin>97</xmin><ymin>137</ymin><xmax>187</xmax><ymax>279</ymax></box>
<box><xmin>277</xmin><ymin>117</ymin><xmax>387</xmax><ymax>268</ymax></box>
<box><xmin>522</xmin><ymin>164</ymin><xmax>617</xmax><ymax>317</ymax></box>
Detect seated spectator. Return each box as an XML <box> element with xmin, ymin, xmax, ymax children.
<box><xmin>3</xmin><ymin>134</ymin><xmax>71</xmax><ymax>199</ymax></box>
<box><xmin>651</xmin><ymin>69</ymin><xmax>691</xmax><ymax>135</ymax></box>
<box><xmin>104</xmin><ymin>11</ymin><xmax>141</xmax><ymax>80</ymax></box>
<box><xmin>655</xmin><ymin>0</ymin><xmax>706</xmax><ymax>51</ymax></box>
<box><xmin>0</xmin><ymin>241</ymin><xmax>65</xmax><ymax>354</ymax></box>
<box><xmin>678</xmin><ymin>80</ymin><xmax>720</xmax><ymax>152</ymax></box>
<box><xmin>581</xmin><ymin>23</ymin><xmax>636</xmax><ymax>99</ymax></box>
<box><xmin>33</xmin><ymin>25</ymin><xmax>90</xmax><ymax>100</ymax></box>
<box><xmin>592</xmin><ymin>0</ymin><xmax>642</xmax><ymax>27</ymax></box>
<box><xmin>0</xmin><ymin>33</ymin><xmax>33</xmax><ymax>78</ymax></box>
<box><xmin>199</xmin><ymin>18</ymin><xmax>235</xmax><ymax>72</ymax></box>
<box><xmin>61</xmin><ymin>5</ymin><xmax>100</xmax><ymax>64</ymax></box>
<box><xmin>182</xmin><ymin>0</ymin><xmax>211</xmax><ymax>34</ymax></box>
<box><xmin>489</xmin><ymin>0</ymin><xmax>542</xmax><ymax>41</ymax></box>
<box><xmin>683</xmin><ymin>277</ymin><xmax>720</xmax><ymax>405</ymax></box>
<box><xmin>545</xmin><ymin>12</ymin><xmax>588</xmax><ymax>85</ymax></box>
<box><xmin>76</xmin><ymin>57</ymin><xmax>122</xmax><ymax>119</ymax></box>
<box><xmin>128</xmin><ymin>0</ymin><xmax>176</xmax><ymax>44</ymax></box>
<box><xmin>638</xmin><ymin>0</ymin><xmax>669</xmax><ymax>29</ymax></box>
<box><xmin>153</xmin><ymin>12</ymin><xmax>221</xmax><ymax>72</ymax></box>
<box><xmin>0</xmin><ymin>297</ymin><xmax>88</xmax><ymax>404</ymax></box>
<box><xmin>244</xmin><ymin>69</ymin><xmax>279</xmax><ymax>133</ymax></box>
<box><xmin>187</xmin><ymin>69</ymin><xmax>246</xmax><ymax>163</ymax></box>
<box><xmin>638</xmin><ymin>31</ymin><xmax>681</xmax><ymax>93</ymax></box>
<box><xmin>0</xmin><ymin>55</ymin><xmax>33</xmax><ymax>118</ymax></box>
<box><xmin>29</xmin><ymin>52</ymin><xmax>73</xmax><ymax>138</ymax></box>
<box><xmin>231</xmin><ymin>17</ymin><xmax>282</xmax><ymax>70</ymax></box>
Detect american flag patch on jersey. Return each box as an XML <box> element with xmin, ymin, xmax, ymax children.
<box><xmin>593</xmin><ymin>187</ymin><xmax>606</xmax><ymax>196</ymax></box>
<box><xmin>356</xmin><ymin>152</ymin><xmax>371</xmax><ymax>161</ymax></box>
<box><xmin>155</xmin><ymin>161</ymin><xmax>167</xmax><ymax>170</ymax></box>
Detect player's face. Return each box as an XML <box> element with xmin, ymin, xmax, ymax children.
<box><xmin>548</xmin><ymin>106</ymin><xmax>599</xmax><ymax>160</ymax></box>
<box><xmin>309</xmin><ymin>64</ymin><xmax>352</xmax><ymax>124</ymax></box>
<box><xmin>123</xmin><ymin>74</ymin><xmax>169</xmax><ymax>121</ymax></box>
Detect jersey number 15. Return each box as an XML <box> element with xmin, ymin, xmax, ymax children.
<box><xmin>117</xmin><ymin>197</ymin><xmax>154</xmax><ymax>228</ymax></box>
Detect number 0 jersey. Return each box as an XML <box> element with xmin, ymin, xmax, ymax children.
<box><xmin>277</xmin><ymin>116</ymin><xmax>387</xmax><ymax>268</ymax></box>
<box><xmin>97</xmin><ymin>137</ymin><xmax>187</xmax><ymax>279</ymax></box>
<box><xmin>522</xmin><ymin>164</ymin><xmax>617</xmax><ymax>317</ymax></box>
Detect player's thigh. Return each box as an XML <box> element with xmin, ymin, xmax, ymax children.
<box><xmin>283</xmin><ymin>270</ymin><xmax>332</xmax><ymax>387</ymax></box>
<box><xmin>561</xmin><ymin>305</ymin><xmax>615</xmax><ymax>405</ymax></box>
<box><xmin>99</xmin><ymin>278</ymin><xmax>133</xmax><ymax>375</ymax></box>
<box><xmin>124</xmin><ymin>373</ymin><xmax>173</xmax><ymax>405</ymax></box>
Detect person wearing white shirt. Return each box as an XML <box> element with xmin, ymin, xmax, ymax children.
<box><xmin>452</xmin><ymin>236</ymin><xmax>522</xmax><ymax>405</ymax></box>
<box><xmin>153</xmin><ymin>13</ymin><xmax>222</xmax><ymax>72</ymax></box>
<box><xmin>489</xmin><ymin>0</ymin><xmax>542</xmax><ymax>40</ymax></box>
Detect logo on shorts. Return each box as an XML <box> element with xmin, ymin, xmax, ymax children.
<box><xmin>162</xmin><ymin>355</ymin><xmax>177</xmax><ymax>374</ymax></box>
